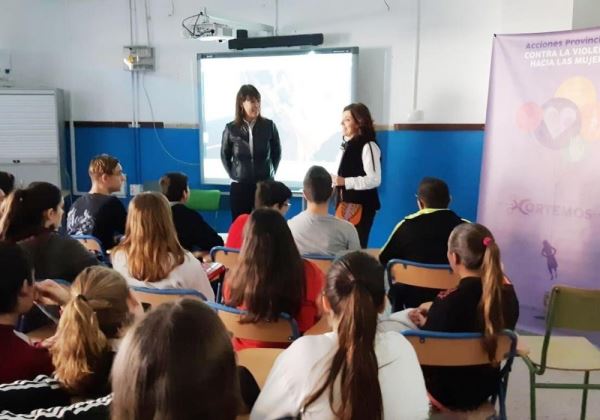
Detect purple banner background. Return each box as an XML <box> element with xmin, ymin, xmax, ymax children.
<box><xmin>479</xmin><ymin>27</ymin><xmax>600</xmax><ymax>318</ymax></box>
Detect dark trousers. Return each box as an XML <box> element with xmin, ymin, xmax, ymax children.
<box><xmin>355</xmin><ymin>207</ymin><xmax>376</xmax><ymax>248</ymax></box>
<box><xmin>230</xmin><ymin>182</ymin><xmax>257</xmax><ymax>221</ymax></box>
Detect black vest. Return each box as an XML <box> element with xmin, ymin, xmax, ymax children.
<box><xmin>336</xmin><ymin>136</ymin><xmax>381</xmax><ymax>210</ymax></box>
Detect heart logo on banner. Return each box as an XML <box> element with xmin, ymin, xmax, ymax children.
<box><xmin>534</xmin><ymin>98</ymin><xmax>581</xmax><ymax>150</ymax></box>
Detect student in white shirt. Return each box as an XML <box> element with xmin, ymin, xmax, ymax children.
<box><xmin>251</xmin><ymin>251</ymin><xmax>429</xmax><ymax>420</ymax></box>
<box><xmin>111</xmin><ymin>192</ymin><xmax>214</xmax><ymax>301</ymax></box>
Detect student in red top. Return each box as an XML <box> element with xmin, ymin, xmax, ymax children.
<box><xmin>225</xmin><ymin>180</ymin><xmax>291</xmax><ymax>249</ymax></box>
<box><xmin>224</xmin><ymin>208</ymin><xmax>324</xmax><ymax>350</ymax></box>
<box><xmin>0</xmin><ymin>241</ymin><xmax>53</xmax><ymax>383</ymax></box>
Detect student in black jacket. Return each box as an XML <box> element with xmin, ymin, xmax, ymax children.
<box><xmin>159</xmin><ymin>172</ymin><xmax>223</xmax><ymax>253</ymax></box>
<box><xmin>379</xmin><ymin>177</ymin><xmax>466</xmax><ymax>310</ymax></box>
<box><xmin>408</xmin><ymin>223</ymin><xmax>519</xmax><ymax>410</ymax></box>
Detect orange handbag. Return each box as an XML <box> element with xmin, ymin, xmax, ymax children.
<box><xmin>335</xmin><ymin>202</ymin><xmax>363</xmax><ymax>226</ymax></box>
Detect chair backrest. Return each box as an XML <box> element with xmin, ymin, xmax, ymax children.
<box><xmin>303</xmin><ymin>254</ymin><xmax>335</xmax><ymax>275</ymax></box>
<box><xmin>186</xmin><ymin>189</ymin><xmax>221</xmax><ymax>211</ymax></box>
<box><xmin>237</xmin><ymin>348</ymin><xmax>284</xmax><ymax>388</ymax></box>
<box><xmin>403</xmin><ymin>330</ymin><xmax>517</xmax><ymax>367</ymax></box>
<box><xmin>206</xmin><ymin>302</ymin><xmax>299</xmax><ymax>344</ymax></box>
<box><xmin>386</xmin><ymin>259</ymin><xmax>459</xmax><ymax>290</ymax></box>
<box><xmin>210</xmin><ymin>246</ymin><xmax>240</xmax><ymax>270</ymax></box>
<box><xmin>131</xmin><ymin>287</ymin><xmax>206</xmax><ymax>309</ymax></box>
<box><xmin>71</xmin><ymin>234</ymin><xmax>109</xmax><ymax>263</ymax></box>
<box><xmin>547</xmin><ymin>284</ymin><xmax>600</xmax><ymax>332</ymax></box>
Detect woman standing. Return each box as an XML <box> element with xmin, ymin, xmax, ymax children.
<box><xmin>332</xmin><ymin>103</ymin><xmax>381</xmax><ymax>248</ymax></box>
<box><xmin>221</xmin><ymin>85</ymin><xmax>282</xmax><ymax>221</ymax></box>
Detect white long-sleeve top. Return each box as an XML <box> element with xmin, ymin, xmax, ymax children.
<box><xmin>251</xmin><ymin>330</ymin><xmax>430</xmax><ymax>420</ymax></box>
<box><xmin>111</xmin><ymin>250</ymin><xmax>215</xmax><ymax>301</ymax></box>
<box><xmin>336</xmin><ymin>141</ymin><xmax>382</xmax><ymax>191</ymax></box>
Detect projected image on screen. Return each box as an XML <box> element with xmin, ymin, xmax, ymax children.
<box><xmin>198</xmin><ymin>48</ymin><xmax>357</xmax><ymax>187</ymax></box>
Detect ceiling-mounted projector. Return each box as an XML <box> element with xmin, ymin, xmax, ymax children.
<box><xmin>228</xmin><ymin>33</ymin><xmax>324</xmax><ymax>50</ymax></box>
<box><xmin>195</xmin><ymin>22</ymin><xmax>234</xmax><ymax>41</ymax></box>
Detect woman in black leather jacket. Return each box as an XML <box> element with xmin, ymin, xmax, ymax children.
<box><xmin>221</xmin><ymin>85</ymin><xmax>282</xmax><ymax>220</ymax></box>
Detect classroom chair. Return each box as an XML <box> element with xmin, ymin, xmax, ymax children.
<box><xmin>403</xmin><ymin>329</ymin><xmax>518</xmax><ymax>420</ymax></box>
<box><xmin>130</xmin><ymin>286</ymin><xmax>206</xmax><ymax>310</ymax></box>
<box><xmin>209</xmin><ymin>246</ymin><xmax>241</xmax><ymax>302</ymax></box>
<box><xmin>206</xmin><ymin>302</ymin><xmax>300</xmax><ymax>345</ymax></box>
<box><xmin>71</xmin><ymin>234</ymin><xmax>110</xmax><ymax>265</ymax></box>
<box><xmin>386</xmin><ymin>259</ymin><xmax>459</xmax><ymax>290</ymax></box>
<box><xmin>519</xmin><ymin>285</ymin><xmax>600</xmax><ymax>420</ymax></box>
<box><xmin>237</xmin><ymin>348</ymin><xmax>284</xmax><ymax>388</ymax></box>
<box><xmin>303</xmin><ymin>253</ymin><xmax>335</xmax><ymax>275</ymax></box>
<box><xmin>186</xmin><ymin>189</ymin><xmax>221</xmax><ymax>224</ymax></box>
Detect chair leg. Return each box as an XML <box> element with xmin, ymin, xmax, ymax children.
<box><xmin>529</xmin><ymin>369</ymin><xmax>537</xmax><ymax>420</ymax></box>
<box><xmin>580</xmin><ymin>371</ymin><xmax>590</xmax><ymax>420</ymax></box>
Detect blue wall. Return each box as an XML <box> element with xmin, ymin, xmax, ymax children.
<box><xmin>71</xmin><ymin>126</ymin><xmax>484</xmax><ymax>246</ymax></box>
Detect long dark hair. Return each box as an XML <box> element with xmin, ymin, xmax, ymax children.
<box><xmin>448</xmin><ymin>223</ymin><xmax>505</xmax><ymax>361</ymax></box>
<box><xmin>0</xmin><ymin>182</ymin><xmax>62</xmax><ymax>242</ymax></box>
<box><xmin>227</xmin><ymin>208</ymin><xmax>305</xmax><ymax>322</ymax></box>
<box><xmin>343</xmin><ymin>103</ymin><xmax>376</xmax><ymax>142</ymax></box>
<box><xmin>111</xmin><ymin>299</ymin><xmax>240</xmax><ymax>420</ymax></box>
<box><xmin>234</xmin><ymin>84</ymin><xmax>261</xmax><ymax>126</ymax></box>
<box><xmin>304</xmin><ymin>251</ymin><xmax>385</xmax><ymax>420</ymax></box>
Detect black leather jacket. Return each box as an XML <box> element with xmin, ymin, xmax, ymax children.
<box><xmin>220</xmin><ymin>117</ymin><xmax>281</xmax><ymax>183</ymax></box>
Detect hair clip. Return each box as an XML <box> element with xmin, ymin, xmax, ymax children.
<box><xmin>483</xmin><ymin>237</ymin><xmax>493</xmax><ymax>247</ymax></box>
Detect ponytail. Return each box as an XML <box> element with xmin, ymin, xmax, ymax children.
<box><xmin>303</xmin><ymin>252</ymin><xmax>384</xmax><ymax>420</ymax></box>
<box><xmin>50</xmin><ymin>266</ymin><xmax>131</xmax><ymax>395</ymax></box>
<box><xmin>0</xmin><ymin>182</ymin><xmax>61</xmax><ymax>242</ymax></box>
<box><xmin>52</xmin><ymin>295</ymin><xmax>108</xmax><ymax>393</ymax></box>
<box><xmin>479</xmin><ymin>240</ymin><xmax>505</xmax><ymax>362</ymax></box>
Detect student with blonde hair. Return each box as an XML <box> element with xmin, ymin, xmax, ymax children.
<box><xmin>0</xmin><ymin>266</ymin><xmax>141</xmax><ymax>413</ymax></box>
<box><xmin>111</xmin><ymin>192</ymin><xmax>214</xmax><ymax>300</ymax></box>
<box><xmin>67</xmin><ymin>154</ymin><xmax>127</xmax><ymax>249</ymax></box>
<box><xmin>409</xmin><ymin>223</ymin><xmax>519</xmax><ymax>410</ymax></box>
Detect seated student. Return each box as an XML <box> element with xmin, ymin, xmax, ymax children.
<box><xmin>226</xmin><ymin>180</ymin><xmax>291</xmax><ymax>249</ymax></box>
<box><xmin>159</xmin><ymin>172</ymin><xmax>223</xmax><ymax>253</ymax></box>
<box><xmin>0</xmin><ymin>182</ymin><xmax>98</xmax><ymax>282</ymax></box>
<box><xmin>111</xmin><ymin>192</ymin><xmax>215</xmax><ymax>301</ymax></box>
<box><xmin>379</xmin><ymin>177</ymin><xmax>466</xmax><ymax>311</ymax></box>
<box><xmin>0</xmin><ymin>241</ymin><xmax>53</xmax><ymax>383</ymax></box>
<box><xmin>67</xmin><ymin>154</ymin><xmax>127</xmax><ymax>249</ymax></box>
<box><xmin>288</xmin><ymin>165</ymin><xmax>360</xmax><ymax>256</ymax></box>
<box><xmin>252</xmin><ymin>251</ymin><xmax>430</xmax><ymax>419</ymax></box>
<box><xmin>0</xmin><ymin>266</ymin><xmax>142</xmax><ymax>413</ymax></box>
<box><xmin>224</xmin><ymin>208</ymin><xmax>324</xmax><ymax>350</ymax></box>
<box><xmin>408</xmin><ymin>223</ymin><xmax>519</xmax><ymax>410</ymax></box>
<box><xmin>112</xmin><ymin>299</ymin><xmax>259</xmax><ymax>419</ymax></box>
<box><xmin>0</xmin><ymin>170</ymin><xmax>15</xmax><ymax>205</ymax></box>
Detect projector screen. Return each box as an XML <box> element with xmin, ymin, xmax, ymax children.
<box><xmin>197</xmin><ymin>47</ymin><xmax>358</xmax><ymax>188</ymax></box>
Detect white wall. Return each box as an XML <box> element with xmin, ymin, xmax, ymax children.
<box><xmin>2</xmin><ymin>0</ymin><xmax>599</xmax><ymax>125</ymax></box>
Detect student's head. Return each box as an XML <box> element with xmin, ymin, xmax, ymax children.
<box><xmin>254</xmin><ymin>180</ymin><xmax>292</xmax><ymax>216</ymax></box>
<box><xmin>305</xmin><ymin>251</ymin><xmax>385</xmax><ymax>420</ymax></box>
<box><xmin>115</xmin><ymin>192</ymin><xmax>185</xmax><ymax>282</ymax></box>
<box><xmin>447</xmin><ymin>223</ymin><xmax>505</xmax><ymax>361</ymax></box>
<box><xmin>88</xmin><ymin>154</ymin><xmax>124</xmax><ymax>193</ymax></box>
<box><xmin>303</xmin><ymin>166</ymin><xmax>333</xmax><ymax>205</ymax></box>
<box><xmin>228</xmin><ymin>208</ymin><xmax>304</xmax><ymax>322</ymax></box>
<box><xmin>0</xmin><ymin>241</ymin><xmax>34</xmax><ymax>316</ymax></box>
<box><xmin>342</xmin><ymin>103</ymin><xmax>376</xmax><ymax>140</ymax></box>
<box><xmin>51</xmin><ymin>266</ymin><xmax>135</xmax><ymax>395</ymax></box>
<box><xmin>235</xmin><ymin>84</ymin><xmax>261</xmax><ymax>125</ymax></box>
<box><xmin>416</xmin><ymin>177</ymin><xmax>450</xmax><ymax>209</ymax></box>
<box><xmin>0</xmin><ymin>182</ymin><xmax>63</xmax><ymax>242</ymax></box>
<box><xmin>0</xmin><ymin>171</ymin><xmax>15</xmax><ymax>203</ymax></box>
<box><xmin>159</xmin><ymin>172</ymin><xmax>189</xmax><ymax>203</ymax></box>
<box><xmin>111</xmin><ymin>299</ymin><xmax>240</xmax><ymax>420</ymax></box>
